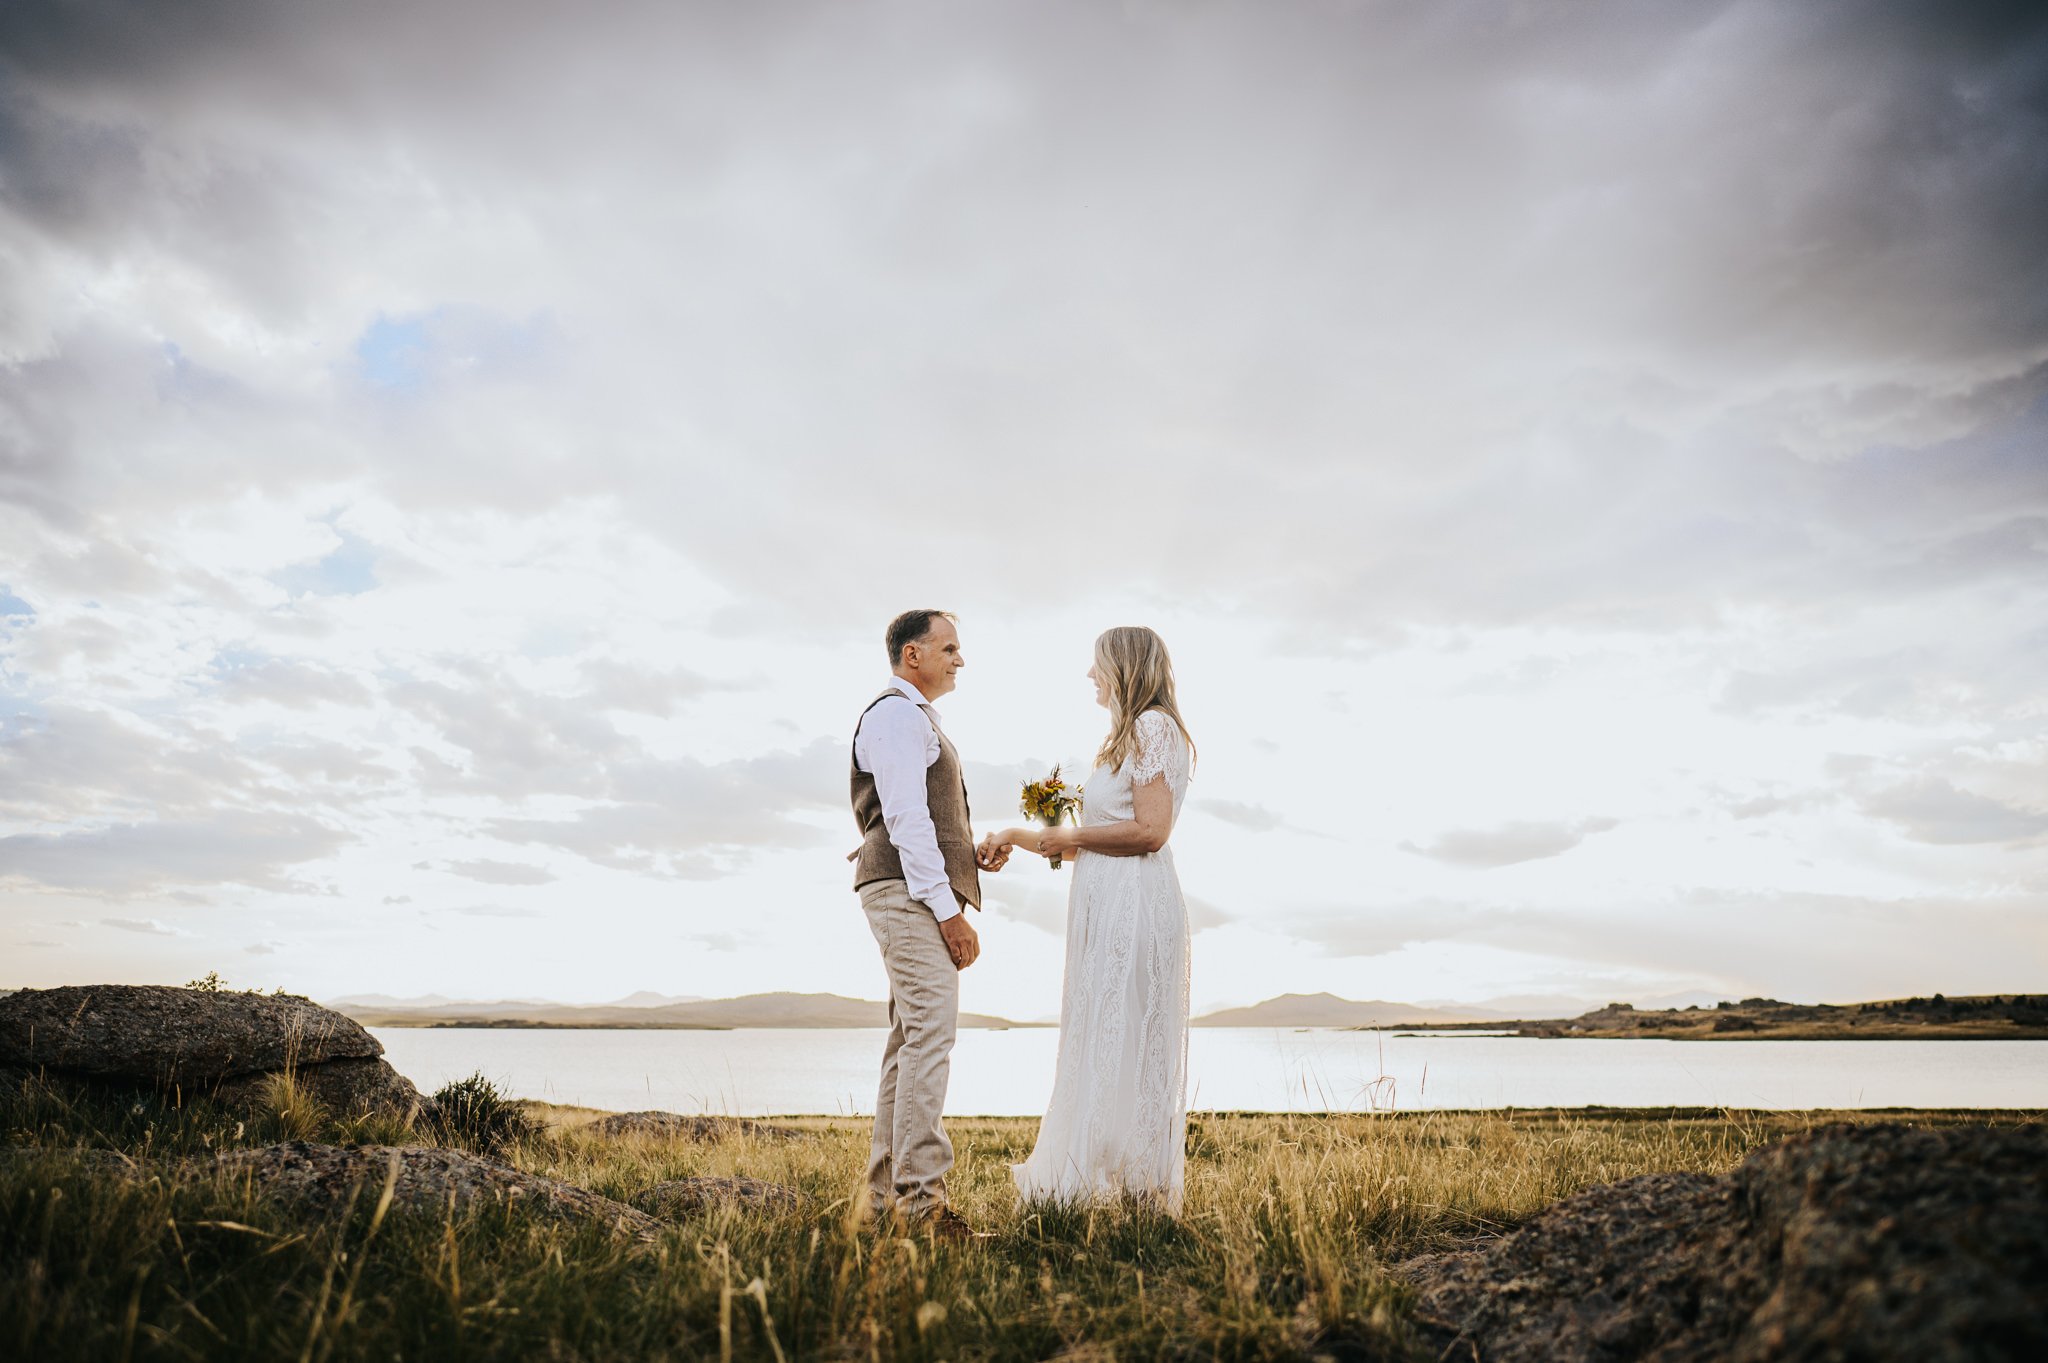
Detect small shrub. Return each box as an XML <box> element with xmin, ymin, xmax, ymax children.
<box><xmin>186</xmin><ymin>971</ymin><xmax>227</xmax><ymax>992</ymax></box>
<box><xmin>429</xmin><ymin>1071</ymin><xmax>539</xmax><ymax>1155</ymax></box>
<box><xmin>252</xmin><ymin>1070</ymin><xmax>325</xmax><ymax>1144</ymax></box>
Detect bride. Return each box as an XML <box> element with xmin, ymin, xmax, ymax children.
<box><xmin>978</xmin><ymin>625</ymin><xmax>1196</xmax><ymax>1214</ymax></box>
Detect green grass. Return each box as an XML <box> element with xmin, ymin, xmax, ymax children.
<box><xmin>2</xmin><ymin>1075</ymin><xmax>2035</xmax><ymax>1362</ymax></box>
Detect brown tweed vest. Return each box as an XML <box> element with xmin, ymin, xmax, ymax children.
<box><xmin>850</xmin><ymin>687</ymin><xmax>982</xmax><ymax>911</ymax></box>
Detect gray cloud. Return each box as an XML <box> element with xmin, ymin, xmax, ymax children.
<box><xmin>577</xmin><ymin>660</ymin><xmax>734</xmax><ymax>717</ymax></box>
<box><xmin>1184</xmin><ymin>895</ymin><xmax>1234</xmax><ymax>933</ymax></box>
<box><xmin>981</xmin><ymin>881</ymin><xmax>1067</xmax><ymax>936</ymax></box>
<box><xmin>1</xmin><ymin>0</ymin><xmax>2044</xmax><ymax>1000</ymax></box>
<box><xmin>1719</xmin><ymin>650</ymin><xmax>1934</xmax><ymax>718</ymax></box>
<box><xmin>1403</xmin><ymin>818</ymin><xmax>1620</xmax><ymax>869</ymax></box>
<box><xmin>213</xmin><ymin>655</ymin><xmax>375</xmax><ymax>710</ymax></box>
<box><xmin>438</xmin><ymin>859</ymin><xmax>557</xmax><ymax>886</ymax></box>
<box><xmin>485</xmin><ymin>738</ymin><xmax>842</xmax><ymax>875</ymax></box>
<box><xmin>1196</xmin><ymin>799</ymin><xmax>1285</xmax><ymax>833</ymax></box>
<box><xmin>1858</xmin><ymin>778</ymin><xmax>2048</xmax><ymax>846</ymax></box>
<box><xmin>101</xmin><ymin>916</ymin><xmax>188</xmax><ymax>936</ymax></box>
<box><xmin>393</xmin><ymin>667</ymin><xmax>632</xmax><ymax>798</ymax></box>
<box><xmin>1282</xmin><ymin>889</ymin><xmax>2048</xmax><ymax>1001</ymax></box>
<box><xmin>1283</xmin><ymin>901</ymin><xmax>1491</xmax><ymax>959</ymax></box>
<box><xmin>1</xmin><ymin>1</ymin><xmax>2043</xmax><ymax>640</ymax></box>
<box><xmin>1721</xmin><ymin>790</ymin><xmax>1830</xmax><ymax>821</ymax></box>
<box><xmin>0</xmin><ymin>814</ymin><xmax>346</xmax><ymax>895</ymax></box>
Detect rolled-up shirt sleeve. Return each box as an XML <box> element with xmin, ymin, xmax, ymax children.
<box><xmin>854</xmin><ymin>696</ymin><xmax>959</xmax><ymax>922</ymax></box>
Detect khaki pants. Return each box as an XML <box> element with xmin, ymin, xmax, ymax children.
<box><xmin>859</xmin><ymin>877</ymin><xmax>959</xmax><ymax>1217</ymax></box>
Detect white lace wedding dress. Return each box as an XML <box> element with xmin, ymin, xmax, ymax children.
<box><xmin>1012</xmin><ymin>709</ymin><xmax>1192</xmax><ymax>1213</ymax></box>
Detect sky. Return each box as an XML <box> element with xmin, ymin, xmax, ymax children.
<box><xmin>2</xmin><ymin>0</ymin><xmax>2045</xmax><ymax>1022</ymax></box>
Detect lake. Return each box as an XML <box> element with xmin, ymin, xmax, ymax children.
<box><xmin>370</xmin><ymin>1027</ymin><xmax>2048</xmax><ymax>1115</ymax></box>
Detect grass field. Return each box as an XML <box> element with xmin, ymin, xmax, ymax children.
<box><xmin>3</xmin><ymin>1076</ymin><xmax>2035</xmax><ymax>1362</ymax></box>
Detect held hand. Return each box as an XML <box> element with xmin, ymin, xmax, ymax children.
<box><xmin>938</xmin><ymin>912</ymin><xmax>981</xmax><ymax>971</ymax></box>
<box><xmin>976</xmin><ymin>833</ymin><xmax>1012</xmax><ymax>872</ymax></box>
<box><xmin>1039</xmin><ymin>825</ymin><xmax>1080</xmax><ymax>861</ymax></box>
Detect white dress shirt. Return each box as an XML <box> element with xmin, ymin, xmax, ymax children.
<box><xmin>853</xmin><ymin>676</ymin><xmax>960</xmax><ymax>922</ymax></box>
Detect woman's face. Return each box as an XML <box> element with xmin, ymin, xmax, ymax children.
<box><xmin>1087</xmin><ymin>659</ymin><xmax>1110</xmax><ymax>708</ymax></box>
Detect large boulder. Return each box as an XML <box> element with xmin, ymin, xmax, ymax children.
<box><xmin>0</xmin><ymin>984</ymin><xmax>425</xmax><ymax>1120</ymax></box>
<box><xmin>1402</xmin><ymin>1122</ymin><xmax>2048</xmax><ymax>1363</ymax></box>
<box><xmin>208</xmin><ymin>1141</ymin><xmax>662</xmax><ymax>1243</ymax></box>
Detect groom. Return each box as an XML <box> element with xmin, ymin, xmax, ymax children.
<box><xmin>850</xmin><ymin>608</ymin><xmax>990</xmax><ymax>1241</ymax></box>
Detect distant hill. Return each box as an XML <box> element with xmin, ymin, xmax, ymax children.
<box><xmin>1437</xmin><ymin>994</ymin><xmax>2048</xmax><ymax>1041</ymax></box>
<box><xmin>329</xmin><ymin>990</ymin><xmax>1037</xmax><ymax>1030</ymax></box>
<box><xmin>1191</xmin><ymin>992</ymin><xmax>1511</xmax><ymax>1028</ymax></box>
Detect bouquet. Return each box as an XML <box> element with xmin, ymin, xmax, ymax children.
<box><xmin>1020</xmin><ymin>767</ymin><xmax>1084</xmax><ymax>868</ymax></box>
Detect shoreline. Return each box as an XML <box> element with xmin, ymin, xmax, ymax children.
<box><xmin>357</xmin><ymin>1018</ymin><xmax>2048</xmax><ymax>1039</ymax></box>
<box><xmin>508</xmin><ymin>1100</ymin><xmax>2048</xmax><ymax>1128</ymax></box>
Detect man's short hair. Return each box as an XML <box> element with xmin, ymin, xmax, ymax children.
<box><xmin>887</xmin><ymin>609</ymin><xmax>956</xmax><ymax>665</ymax></box>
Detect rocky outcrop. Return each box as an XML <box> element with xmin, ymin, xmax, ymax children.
<box><xmin>583</xmin><ymin>1110</ymin><xmax>802</xmax><ymax>1142</ymax></box>
<box><xmin>5</xmin><ymin>1141</ymin><xmax>810</xmax><ymax>1240</ymax></box>
<box><xmin>1402</xmin><ymin>1122</ymin><xmax>2048</xmax><ymax>1363</ymax></box>
<box><xmin>0</xmin><ymin>985</ymin><xmax>425</xmax><ymax>1119</ymax></box>
<box><xmin>629</xmin><ymin>1176</ymin><xmax>806</xmax><ymax>1218</ymax></box>
<box><xmin>208</xmin><ymin>1142</ymin><xmax>663</xmax><ymax>1242</ymax></box>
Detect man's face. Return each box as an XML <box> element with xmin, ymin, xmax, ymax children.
<box><xmin>902</xmin><ymin>617</ymin><xmax>964</xmax><ymax>699</ymax></box>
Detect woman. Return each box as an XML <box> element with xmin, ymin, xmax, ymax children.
<box><xmin>979</xmin><ymin>625</ymin><xmax>1196</xmax><ymax>1213</ymax></box>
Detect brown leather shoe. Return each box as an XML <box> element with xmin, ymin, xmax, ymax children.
<box><xmin>906</xmin><ymin>1205</ymin><xmax>987</xmax><ymax>1244</ymax></box>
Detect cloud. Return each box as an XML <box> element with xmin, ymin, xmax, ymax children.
<box><xmin>1722</xmin><ymin>790</ymin><xmax>1828</xmax><ymax>821</ymax></box>
<box><xmin>0</xmin><ymin>0</ymin><xmax>2043</xmax><ymax>1008</ymax></box>
<box><xmin>1</xmin><ymin>0</ymin><xmax>2043</xmax><ymax>637</ymax></box>
<box><xmin>1277</xmin><ymin>890</ymin><xmax>2048</xmax><ymax>1002</ymax></box>
<box><xmin>1858</xmin><ymin>778</ymin><xmax>2048</xmax><ymax>846</ymax></box>
<box><xmin>101</xmin><ymin>916</ymin><xmax>188</xmax><ymax>936</ymax></box>
<box><xmin>0</xmin><ymin>814</ymin><xmax>348</xmax><ymax>895</ymax></box>
<box><xmin>1402</xmin><ymin>817</ymin><xmax>1620</xmax><ymax>869</ymax></box>
<box><xmin>438</xmin><ymin>859</ymin><xmax>557</xmax><ymax>886</ymax></box>
<box><xmin>1184</xmin><ymin>895</ymin><xmax>1233</xmax><ymax>933</ymax></box>
<box><xmin>577</xmin><ymin>659</ymin><xmax>734</xmax><ymax>717</ymax></box>
<box><xmin>1284</xmin><ymin>901</ymin><xmax>1491</xmax><ymax>959</ymax></box>
<box><xmin>981</xmin><ymin>881</ymin><xmax>1067</xmax><ymax>935</ymax></box>
<box><xmin>486</xmin><ymin>738</ymin><xmax>843</xmax><ymax>874</ymax></box>
<box><xmin>211</xmin><ymin>653</ymin><xmax>375</xmax><ymax>710</ymax></box>
<box><xmin>1196</xmin><ymin>799</ymin><xmax>1285</xmax><ymax>833</ymax></box>
<box><xmin>453</xmin><ymin>904</ymin><xmax>542</xmax><ymax>919</ymax></box>
<box><xmin>244</xmin><ymin>939</ymin><xmax>285</xmax><ymax>954</ymax></box>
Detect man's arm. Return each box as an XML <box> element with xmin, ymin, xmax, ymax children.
<box><xmin>856</xmin><ymin>697</ymin><xmax>961</xmax><ymax>923</ymax></box>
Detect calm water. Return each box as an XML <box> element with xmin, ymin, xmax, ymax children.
<box><xmin>371</xmin><ymin>1027</ymin><xmax>2048</xmax><ymax>1115</ymax></box>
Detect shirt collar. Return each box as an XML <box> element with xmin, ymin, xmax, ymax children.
<box><xmin>887</xmin><ymin>675</ymin><xmax>932</xmax><ymax>710</ymax></box>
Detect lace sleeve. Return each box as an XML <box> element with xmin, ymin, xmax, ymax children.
<box><xmin>1130</xmin><ymin>710</ymin><xmax>1175</xmax><ymax>785</ymax></box>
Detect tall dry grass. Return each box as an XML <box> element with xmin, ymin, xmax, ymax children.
<box><xmin>2</xmin><ymin>1074</ymin><xmax>2030</xmax><ymax>1362</ymax></box>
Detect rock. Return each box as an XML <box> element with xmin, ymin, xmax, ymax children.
<box><xmin>629</xmin><ymin>1176</ymin><xmax>806</xmax><ymax>1218</ymax></box>
<box><xmin>0</xmin><ymin>1144</ymin><xmax>157</xmax><ymax>1179</ymax></box>
<box><xmin>209</xmin><ymin>1141</ymin><xmax>662</xmax><ymax>1243</ymax></box>
<box><xmin>212</xmin><ymin>1057</ymin><xmax>428</xmax><ymax>1118</ymax></box>
<box><xmin>583</xmin><ymin>1110</ymin><xmax>802</xmax><ymax>1142</ymax></box>
<box><xmin>5</xmin><ymin>1140</ymin><xmax>662</xmax><ymax>1244</ymax></box>
<box><xmin>0</xmin><ymin>985</ymin><xmax>425</xmax><ymax>1119</ymax></box>
<box><xmin>1401</xmin><ymin>1122</ymin><xmax>2048</xmax><ymax>1363</ymax></box>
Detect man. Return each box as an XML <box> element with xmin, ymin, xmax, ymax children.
<box><xmin>850</xmin><ymin>608</ymin><xmax>990</xmax><ymax>1241</ymax></box>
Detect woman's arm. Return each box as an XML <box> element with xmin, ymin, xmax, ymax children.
<box><xmin>1038</xmin><ymin>775</ymin><xmax>1172</xmax><ymax>860</ymax></box>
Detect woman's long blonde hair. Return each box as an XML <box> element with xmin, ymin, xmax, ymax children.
<box><xmin>1094</xmin><ymin>626</ymin><xmax>1197</xmax><ymax>774</ymax></box>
